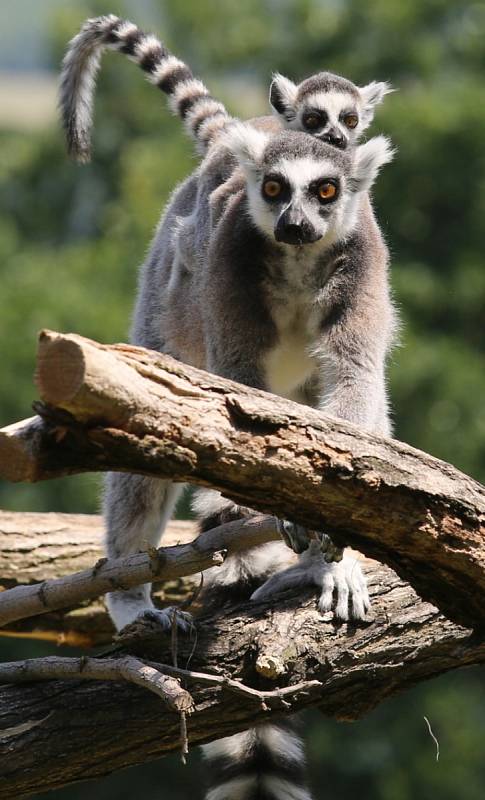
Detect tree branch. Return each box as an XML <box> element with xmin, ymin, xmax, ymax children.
<box><xmin>1</xmin><ymin>559</ymin><xmax>484</xmax><ymax>798</ymax></box>
<box><xmin>0</xmin><ymin>511</ymin><xmax>198</xmax><ymax>645</ymax></box>
<box><xmin>1</xmin><ymin>330</ymin><xmax>483</xmax><ymax>627</ymax></box>
<box><xmin>0</xmin><ymin>510</ymin><xmax>196</xmax><ymax>586</ymax></box>
<box><xmin>0</xmin><ymin>655</ymin><xmax>320</xmax><ymax>712</ymax></box>
<box><xmin>0</xmin><ymin>516</ymin><xmax>278</xmax><ymax>627</ymax></box>
<box><xmin>0</xmin><ymin>655</ymin><xmax>195</xmax><ymax>713</ymax></box>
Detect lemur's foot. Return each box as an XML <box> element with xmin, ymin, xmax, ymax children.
<box><xmin>140</xmin><ymin>606</ymin><xmax>195</xmax><ymax>633</ymax></box>
<box><xmin>251</xmin><ymin>543</ymin><xmax>370</xmax><ymax>621</ymax></box>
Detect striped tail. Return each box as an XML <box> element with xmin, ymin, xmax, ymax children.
<box><xmin>202</xmin><ymin>722</ymin><xmax>314</xmax><ymax>800</ymax></box>
<box><xmin>59</xmin><ymin>14</ymin><xmax>232</xmax><ymax>163</ymax></box>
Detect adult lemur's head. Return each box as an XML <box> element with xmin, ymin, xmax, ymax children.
<box><xmin>269</xmin><ymin>71</ymin><xmax>393</xmax><ymax>151</ymax></box>
<box><xmin>225</xmin><ymin>125</ymin><xmax>394</xmax><ymax>247</ymax></box>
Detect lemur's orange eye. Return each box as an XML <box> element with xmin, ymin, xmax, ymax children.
<box><xmin>303</xmin><ymin>113</ymin><xmax>321</xmax><ymax>130</ymax></box>
<box><xmin>343</xmin><ymin>113</ymin><xmax>358</xmax><ymax>129</ymax></box>
<box><xmin>263</xmin><ymin>180</ymin><xmax>282</xmax><ymax>198</ymax></box>
<box><xmin>318</xmin><ymin>181</ymin><xmax>337</xmax><ymax>201</ymax></box>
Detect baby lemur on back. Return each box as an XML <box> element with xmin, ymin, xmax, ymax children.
<box><xmin>61</xmin><ymin>16</ymin><xmax>397</xmax><ymax>800</ymax></box>
<box><xmin>60</xmin><ymin>15</ymin><xmax>396</xmax><ymax>633</ymax></box>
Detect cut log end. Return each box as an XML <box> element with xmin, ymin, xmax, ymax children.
<box><xmin>36</xmin><ymin>330</ymin><xmax>87</xmax><ymax>408</ymax></box>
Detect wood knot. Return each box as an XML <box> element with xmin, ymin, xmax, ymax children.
<box><xmin>255</xmin><ymin>654</ymin><xmax>287</xmax><ymax>679</ymax></box>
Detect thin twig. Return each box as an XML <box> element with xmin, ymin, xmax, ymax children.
<box><xmin>171</xmin><ymin>610</ymin><xmax>189</xmax><ymax>763</ymax></box>
<box><xmin>423</xmin><ymin>715</ymin><xmax>440</xmax><ymax>762</ymax></box>
<box><xmin>145</xmin><ymin>661</ymin><xmax>322</xmax><ymax>710</ymax></box>
<box><xmin>0</xmin><ymin>655</ymin><xmax>194</xmax><ymax>713</ymax></box>
<box><xmin>0</xmin><ymin>653</ymin><xmax>320</xmax><ymax>713</ymax></box>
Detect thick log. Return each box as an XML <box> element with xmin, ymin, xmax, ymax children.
<box><xmin>1</xmin><ymin>559</ymin><xmax>484</xmax><ymax>799</ymax></box>
<box><xmin>0</xmin><ymin>511</ymin><xmax>198</xmax><ymax>585</ymax></box>
<box><xmin>0</xmin><ymin>512</ymin><xmax>198</xmax><ymax>645</ymax></box>
<box><xmin>1</xmin><ymin>330</ymin><xmax>483</xmax><ymax>627</ymax></box>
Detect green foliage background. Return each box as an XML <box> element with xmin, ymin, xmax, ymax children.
<box><xmin>0</xmin><ymin>1</ymin><xmax>484</xmax><ymax>798</ymax></box>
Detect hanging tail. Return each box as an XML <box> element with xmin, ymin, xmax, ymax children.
<box><xmin>59</xmin><ymin>14</ymin><xmax>232</xmax><ymax>162</ymax></box>
<box><xmin>202</xmin><ymin>722</ymin><xmax>313</xmax><ymax>800</ymax></box>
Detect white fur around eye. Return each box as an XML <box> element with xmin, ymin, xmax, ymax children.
<box><xmin>290</xmin><ymin>89</ymin><xmax>359</xmax><ymax>129</ymax></box>
<box><xmin>272</xmin><ymin>156</ymin><xmax>338</xmax><ymax>189</ymax></box>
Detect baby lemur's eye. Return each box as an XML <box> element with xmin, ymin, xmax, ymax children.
<box><xmin>263</xmin><ymin>179</ymin><xmax>283</xmax><ymax>198</ymax></box>
<box><xmin>343</xmin><ymin>113</ymin><xmax>358</xmax><ymax>129</ymax></box>
<box><xmin>317</xmin><ymin>181</ymin><xmax>338</xmax><ymax>202</ymax></box>
<box><xmin>302</xmin><ymin>112</ymin><xmax>322</xmax><ymax>130</ymax></box>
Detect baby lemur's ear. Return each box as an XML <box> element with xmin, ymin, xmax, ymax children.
<box><xmin>358</xmin><ymin>81</ymin><xmax>394</xmax><ymax>127</ymax></box>
<box><xmin>351</xmin><ymin>135</ymin><xmax>395</xmax><ymax>193</ymax></box>
<box><xmin>223</xmin><ymin>122</ymin><xmax>269</xmax><ymax>172</ymax></box>
<box><xmin>269</xmin><ymin>73</ymin><xmax>298</xmax><ymax>121</ymax></box>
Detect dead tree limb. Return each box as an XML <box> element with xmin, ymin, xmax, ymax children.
<box><xmin>1</xmin><ymin>560</ymin><xmax>484</xmax><ymax>799</ymax></box>
<box><xmin>0</xmin><ymin>516</ymin><xmax>277</xmax><ymax>627</ymax></box>
<box><xmin>0</xmin><ymin>511</ymin><xmax>195</xmax><ymax>585</ymax></box>
<box><xmin>1</xmin><ymin>330</ymin><xmax>483</xmax><ymax>627</ymax></box>
<box><xmin>0</xmin><ymin>655</ymin><xmax>195</xmax><ymax>712</ymax></box>
<box><xmin>0</xmin><ymin>512</ymin><xmax>198</xmax><ymax>645</ymax></box>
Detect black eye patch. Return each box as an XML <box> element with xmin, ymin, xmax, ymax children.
<box><xmin>261</xmin><ymin>174</ymin><xmax>291</xmax><ymax>203</ymax></box>
<box><xmin>302</xmin><ymin>109</ymin><xmax>327</xmax><ymax>130</ymax></box>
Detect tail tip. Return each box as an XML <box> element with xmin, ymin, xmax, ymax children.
<box><xmin>66</xmin><ymin>129</ymin><xmax>92</xmax><ymax>164</ymax></box>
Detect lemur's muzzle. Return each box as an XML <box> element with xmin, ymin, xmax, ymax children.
<box><xmin>320</xmin><ymin>128</ymin><xmax>347</xmax><ymax>150</ymax></box>
<box><xmin>275</xmin><ymin>209</ymin><xmax>322</xmax><ymax>246</ymax></box>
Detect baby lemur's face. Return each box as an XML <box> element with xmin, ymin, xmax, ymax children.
<box><xmin>269</xmin><ymin>71</ymin><xmax>393</xmax><ymax>151</ymax></box>
<box><xmin>225</xmin><ymin>126</ymin><xmax>394</xmax><ymax>247</ymax></box>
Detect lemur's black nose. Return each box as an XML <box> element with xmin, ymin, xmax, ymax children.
<box><xmin>278</xmin><ymin>223</ymin><xmax>305</xmax><ymax>245</ymax></box>
<box><xmin>275</xmin><ymin>213</ymin><xmax>322</xmax><ymax>246</ymax></box>
<box><xmin>321</xmin><ymin>129</ymin><xmax>347</xmax><ymax>150</ymax></box>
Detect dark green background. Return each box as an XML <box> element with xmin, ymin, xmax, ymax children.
<box><xmin>0</xmin><ymin>1</ymin><xmax>484</xmax><ymax>797</ymax></box>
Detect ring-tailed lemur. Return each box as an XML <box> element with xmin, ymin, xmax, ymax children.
<box><xmin>60</xmin><ymin>17</ymin><xmax>397</xmax><ymax>799</ymax></box>
<box><xmin>269</xmin><ymin>71</ymin><xmax>392</xmax><ymax>149</ymax></box>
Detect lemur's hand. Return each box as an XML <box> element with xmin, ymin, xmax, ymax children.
<box><xmin>251</xmin><ymin>543</ymin><xmax>370</xmax><ymax>621</ymax></box>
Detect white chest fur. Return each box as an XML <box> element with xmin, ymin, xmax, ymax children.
<box><xmin>264</xmin><ymin>305</ymin><xmax>318</xmax><ymax>398</ymax></box>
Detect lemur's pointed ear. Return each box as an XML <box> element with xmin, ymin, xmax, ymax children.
<box><xmin>351</xmin><ymin>136</ymin><xmax>395</xmax><ymax>193</ymax></box>
<box><xmin>269</xmin><ymin>73</ymin><xmax>298</xmax><ymax>121</ymax></box>
<box><xmin>223</xmin><ymin>122</ymin><xmax>268</xmax><ymax>171</ymax></box>
<box><xmin>358</xmin><ymin>81</ymin><xmax>394</xmax><ymax>126</ymax></box>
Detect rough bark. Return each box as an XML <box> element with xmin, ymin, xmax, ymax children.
<box><xmin>0</xmin><ymin>511</ymin><xmax>196</xmax><ymax>585</ymax></box>
<box><xmin>1</xmin><ymin>330</ymin><xmax>483</xmax><ymax>628</ymax></box>
<box><xmin>0</xmin><ymin>512</ymin><xmax>197</xmax><ymax>645</ymax></box>
<box><xmin>1</xmin><ymin>559</ymin><xmax>484</xmax><ymax>799</ymax></box>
